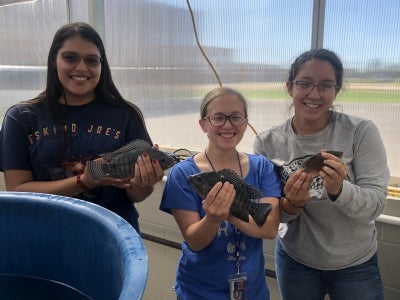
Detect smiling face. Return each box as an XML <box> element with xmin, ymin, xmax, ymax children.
<box><xmin>56</xmin><ymin>36</ymin><xmax>101</xmax><ymax>105</ymax></box>
<box><xmin>287</xmin><ymin>58</ymin><xmax>338</xmax><ymax>126</ymax></box>
<box><xmin>199</xmin><ymin>93</ymin><xmax>248</xmax><ymax>150</ymax></box>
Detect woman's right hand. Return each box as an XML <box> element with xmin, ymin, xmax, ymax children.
<box><xmin>80</xmin><ymin>158</ymin><xmax>114</xmax><ymax>188</ymax></box>
<box><xmin>202</xmin><ymin>181</ymin><xmax>236</xmax><ymax>224</ymax></box>
<box><xmin>171</xmin><ymin>182</ymin><xmax>236</xmax><ymax>252</ymax></box>
<box><xmin>283</xmin><ymin>169</ymin><xmax>313</xmax><ymax>208</ymax></box>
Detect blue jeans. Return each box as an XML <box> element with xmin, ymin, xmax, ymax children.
<box><xmin>275</xmin><ymin>240</ymin><xmax>384</xmax><ymax>300</ymax></box>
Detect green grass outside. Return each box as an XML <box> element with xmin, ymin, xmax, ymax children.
<box><xmin>335</xmin><ymin>90</ymin><xmax>400</xmax><ymax>103</ymax></box>
<box><xmin>241</xmin><ymin>89</ymin><xmax>400</xmax><ymax>104</ymax></box>
<box><xmin>190</xmin><ymin>83</ymin><xmax>400</xmax><ymax>103</ymax></box>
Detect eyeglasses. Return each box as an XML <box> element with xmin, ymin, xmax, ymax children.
<box><xmin>203</xmin><ymin>113</ymin><xmax>247</xmax><ymax>127</ymax></box>
<box><xmin>60</xmin><ymin>52</ymin><xmax>102</xmax><ymax>68</ymax></box>
<box><xmin>292</xmin><ymin>80</ymin><xmax>337</xmax><ymax>97</ymax></box>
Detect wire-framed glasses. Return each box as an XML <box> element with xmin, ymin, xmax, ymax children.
<box><xmin>292</xmin><ymin>80</ymin><xmax>337</xmax><ymax>97</ymax></box>
<box><xmin>203</xmin><ymin>113</ymin><xmax>247</xmax><ymax>127</ymax></box>
<box><xmin>60</xmin><ymin>52</ymin><xmax>103</xmax><ymax>68</ymax></box>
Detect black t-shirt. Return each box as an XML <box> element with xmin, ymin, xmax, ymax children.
<box><xmin>0</xmin><ymin>99</ymin><xmax>151</xmax><ymax>232</ymax></box>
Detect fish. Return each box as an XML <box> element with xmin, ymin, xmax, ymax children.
<box><xmin>302</xmin><ymin>150</ymin><xmax>343</xmax><ymax>174</ymax></box>
<box><xmin>86</xmin><ymin>139</ymin><xmax>180</xmax><ymax>180</ymax></box>
<box><xmin>188</xmin><ymin>168</ymin><xmax>272</xmax><ymax>227</ymax></box>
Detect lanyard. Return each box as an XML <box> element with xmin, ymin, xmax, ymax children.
<box><xmin>234</xmin><ymin>226</ymin><xmax>241</xmax><ymax>274</ymax></box>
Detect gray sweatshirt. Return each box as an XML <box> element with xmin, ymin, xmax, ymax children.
<box><xmin>254</xmin><ymin>112</ymin><xmax>390</xmax><ymax>270</ymax></box>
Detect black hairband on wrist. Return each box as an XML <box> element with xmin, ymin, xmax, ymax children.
<box><xmin>284</xmin><ymin>196</ymin><xmax>306</xmax><ymax>209</ymax></box>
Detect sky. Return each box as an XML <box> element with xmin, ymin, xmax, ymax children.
<box><xmin>1</xmin><ymin>0</ymin><xmax>398</xmax><ymax>69</ymax></box>
<box><xmin>151</xmin><ymin>0</ymin><xmax>400</xmax><ymax>68</ymax></box>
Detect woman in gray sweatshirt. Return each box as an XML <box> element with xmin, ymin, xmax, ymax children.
<box><xmin>254</xmin><ymin>48</ymin><xmax>389</xmax><ymax>300</ymax></box>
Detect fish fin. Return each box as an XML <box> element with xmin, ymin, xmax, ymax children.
<box><xmin>86</xmin><ymin>160</ymin><xmax>107</xmax><ymax>181</ymax></box>
<box><xmin>231</xmin><ymin>206</ymin><xmax>250</xmax><ymax>223</ymax></box>
<box><xmin>218</xmin><ymin>169</ymin><xmax>263</xmax><ymax>198</ymax></box>
<box><xmin>219</xmin><ymin>168</ymin><xmax>243</xmax><ymax>181</ymax></box>
<box><xmin>99</xmin><ymin>139</ymin><xmax>151</xmax><ymax>160</ymax></box>
<box><xmin>248</xmin><ymin>202</ymin><xmax>273</xmax><ymax>227</ymax></box>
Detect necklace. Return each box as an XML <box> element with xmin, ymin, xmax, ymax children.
<box><xmin>204</xmin><ymin>149</ymin><xmax>245</xmax><ymax>274</ymax></box>
<box><xmin>204</xmin><ymin>149</ymin><xmax>243</xmax><ymax>178</ymax></box>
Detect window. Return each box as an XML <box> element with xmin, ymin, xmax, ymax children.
<box><xmin>0</xmin><ymin>0</ymin><xmax>398</xmax><ymax>178</ymax></box>
<box><xmin>324</xmin><ymin>0</ymin><xmax>400</xmax><ymax>177</ymax></box>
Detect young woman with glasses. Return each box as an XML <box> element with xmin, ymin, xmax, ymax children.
<box><xmin>0</xmin><ymin>22</ymin><xmax>164</xmax><ymax>233</ymax></box>
<box><xmin>160</xmin><ymin>86</ymin><xmax>281</xmax><ymax>300</ymax></box>
<box><xmin>254</xmin><ymin>48</ymin><xmax>389</xmax><ymax>300</ymax></box>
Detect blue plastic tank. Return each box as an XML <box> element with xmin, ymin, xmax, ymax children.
<box><xmin>0</xmin><ymin>192</ymin><xmax>148</xmax><ymax>300</ymax></box>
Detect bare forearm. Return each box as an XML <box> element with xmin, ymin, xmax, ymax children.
<box><xmin>7</xmin><ymin>176</ymin><xmax>87</xmax><ymax>198</ymax></box>
<box><xmin>183</xmin><ymin>216</ymin><xmax>222</xmax><ymax>251</ymax></box>
<box><xmin>126</xmin><ymin>185</ymin><xmax>154</xmax><ymax>203</ymax></box>
<box><xmin>229</xmin><ymin>198</ymin><xmax>280</xmax><ymax>239</ymax></box>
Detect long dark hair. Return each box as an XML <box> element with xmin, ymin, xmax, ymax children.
<box><xmin>26</xmin><ymin>22</ymin><xmax>149</xmax><ymax>138</ymax></box>
<box><xmin>288</xmin><ymin>48</ymin><xmax>344</xmax><ymax>90</ymax></box>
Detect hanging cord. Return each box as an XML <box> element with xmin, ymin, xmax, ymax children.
<box><xmin>185</xmin><ymin>0</ymin><xmax>259</xmax><ymax>136</ymax></box>
<box><xmin>246</xmin><ymin>120</ymin><xmax>259</xmax><ymax>136</ymax></box>
<box><xmin>185</xmin><ymin>0</ymin><xmax>222</xmax><ymax>87</ymax></box>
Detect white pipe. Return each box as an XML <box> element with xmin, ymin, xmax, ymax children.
<box><xmin>162</xmin><ymin>176</ymin><xmax>400</xmax><ymax>226</ymax></box>
<box><xmin>376</xmin><ymin>214</ymin><xmax>400</xmax><ymax>226</ymax></box>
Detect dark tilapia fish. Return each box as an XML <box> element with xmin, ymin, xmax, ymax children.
<box><xmin>302</xmin><ymin>150</ymin><xmax>343</xmax><ymax>174</ymax></box>
<box><xmin>188</xmin><ymin>168</ymin><xmax>272</xmax><ymax>227</ymax></box>
<box><xmin>86</xmin><ymin>139</ymin><xmax>180</xmax><ymax>180</ymax></box>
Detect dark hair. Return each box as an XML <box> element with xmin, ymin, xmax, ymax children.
<box><xmin>27</xmin><ymin>22</ymin><xmax>148</xmax><ymax>137</ymax></box>
<box><xmin>288</xmin><ymin>48</ymin><xmax>344</xmax><ymax>89</ymax></box>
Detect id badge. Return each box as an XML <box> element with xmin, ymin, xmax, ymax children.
<box><xmin>228</xmin><ymin>272</ymin><xmax>247</xmax><ymax>300</ymax></box>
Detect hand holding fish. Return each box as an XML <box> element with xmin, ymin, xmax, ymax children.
<box><xmin>104</xmin><ymin>147</ymin><xmax>165</xmax><ymax>190</ymax></box>
<box><xmin>283</xmin><ymin>169</ymin><xmax>313</xmax><ymax>210</ymax></box>
<box><xmin>302</xmin><ymin>150</ymin><xmax>343</xmax><ymax>176</ymax></box>
<box><xmin>85</xmin><ymin>140</ymin><xmax>179</xmax><ymax>182</ymax></box>
<box><xmin>79</xmin><ymin>157</ymin><xmax>116</xmax><ymax>188</ymax></box>
<box><xmin>128</xmin><ymin>149</ymin><xmax>165</xmax><ymax>189</ymax></box>
<box><xmin>82</xmin><ymin>142</ymin><xmax>171</xmax><ymax>200</ymax></box>
<box><xmin>202</xmin><ymin>181</ymin><xmax>236</xmax><ymax>224</ymax></box>
<box><xmin>188</xmin><ymin>169</ymin><xmax>273</xmax><ymax>227</ymax></box>
<box><xmin>78</xmin><ymin>158</ymin><xmax>133</xmax><ymax>190</ymax></box>
<box><xmin>319</xmin><ymin>151</ymin><xmax>347</xmax><ymax>198</ymax></box>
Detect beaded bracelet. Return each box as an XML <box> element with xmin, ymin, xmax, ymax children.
<box><xmin>76</xmin><ymin>173</ymin><xmax>90</xmax><ymax>192</ymax></box>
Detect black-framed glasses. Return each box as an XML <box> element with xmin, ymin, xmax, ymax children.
<box><xmin>60</xmin><ymin>52</ymin><xmax>102</xmax><ymax>68</ymax></box>
<box><xmin>292</xmin><ymin>80</ymin><xmax>337</xmax><ymax>97</ymax></box>
<box><xmin>203</xmin><ymin>113</ymin><xmax>247</xmax><ymax>127</ymax></box>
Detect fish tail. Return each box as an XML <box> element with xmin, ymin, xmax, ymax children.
<box><xmin>248</xmin><ymin>202</ymin><xmax>273</xmax><ymax>227</ymax></box>
<box><xmin>86</xmin><ymin>160</ymin><xmax>106</xmax><ymax>181</ymax></box>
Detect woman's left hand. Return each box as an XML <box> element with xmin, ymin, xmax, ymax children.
<box><xmin>320</xmin><ymin>151</ymin><xmax>348</xmax><ymax>196</ymax></box>
<box><xmin>129</xmin><ymin>152</ymin><xmax>165</xmax><ymax>188</ymax></box>
<box><xmin>109</xmin><ymin>145</ymin><xmax>165</xmax><ymax>189</ymax></box>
